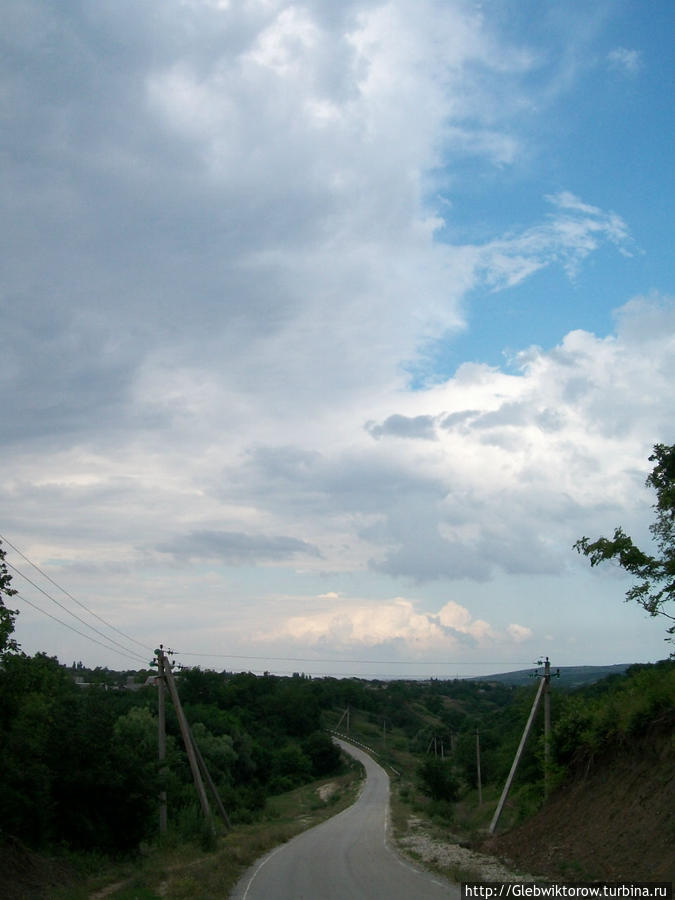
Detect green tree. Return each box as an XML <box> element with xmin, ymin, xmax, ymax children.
<box><xmin>575</xmin><ymin>443</ymin><xmax>675</xmax><ymax>648</ymax></box>
<box><xmin>0</xmin><ymin>539</ymin><xmax>19</xmax><ymax>655</ymax></box>
<box><xmin>303</xmin><ymin>730</ymin><xmax>342</xmax><ymax>777</ymax></box>
<box><xmin>417</xmin><ymin>757</ymin><xmax>459</xmax><ymax>802</ymax></box>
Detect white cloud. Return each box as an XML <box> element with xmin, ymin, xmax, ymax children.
<box><xmin>265</xmin><ymin>595</ymin><xmax>530</xmax><ymax>652</ymax></box>
<box><xmin>607</xmin><ymin>47</ymin><xmax>642</xmax><ymax>76</ymax></box>
<box><xmin>474</xmin><ymin>192</ymin><xmax>632</xmax><ymax>287</ymax></box>
<box><xmin>507</xmin><ymin>623</ymin><xmax>533</xmax><ymax>643</ymax></box>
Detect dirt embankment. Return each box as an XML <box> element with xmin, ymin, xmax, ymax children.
<box><xmin>480</xmin><ymin>727</ymin><xmax>675</xmax><ymax>882</ymax></box>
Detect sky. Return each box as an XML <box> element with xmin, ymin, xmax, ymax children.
<box><xmin>1</xmin><ymin>0</ymin><xmax>673</xmax><ymax>679</ymax></box>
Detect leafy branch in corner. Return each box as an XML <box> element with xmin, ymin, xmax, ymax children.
<box><xmin>574</xmin><ymin>443</ymin><xmax>675</xmax><ymax>648</ymax></box>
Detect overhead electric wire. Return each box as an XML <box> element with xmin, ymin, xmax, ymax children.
<box><xmin>1</xmin><ymin>535</ymin><xmax>534</xmax><ymax>678</ymax></box>
<box><xmin>176</xmin><ymin>651</ymin><xmax>533</xmax><ymax>667</ymax></box>
<box><xmin>0</xmin><ymin>533</ymin><xmax>154</xmax><ymax>653</ymax></box>
<box><xmin>5</xmin><ymin>560</ymin><xmax>152</xmax><ymax>662</ymax></box>
<box><xmin>15</xmin><ymin>592</ymin><xmax>149</xmax><ymax>665</ymax></box>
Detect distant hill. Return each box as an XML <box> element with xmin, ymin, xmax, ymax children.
<box><xmin>467</xmin><ymin>663</ymin><xmax>632</xmax><ymax>689</ymax></box>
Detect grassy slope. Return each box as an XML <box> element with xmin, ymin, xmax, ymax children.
<box><xmin>1</xmin><ymin>765</ymin><xmax>364</xmax><ymax>900</ymax></box>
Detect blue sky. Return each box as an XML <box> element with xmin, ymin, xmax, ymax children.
<box><xmin>1</xmin><ymin>0</ymin><xmax>673</xmax><ymax>677</ymax></box>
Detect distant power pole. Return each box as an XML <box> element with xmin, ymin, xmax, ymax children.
<box><xmin>476</xmin><ymin>729</ymin><xmax>482</xmax><ymax>807</ymax></box>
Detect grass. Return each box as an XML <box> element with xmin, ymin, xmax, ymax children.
<box><xmin>69</xmin><ymin>765</ymin><xmax>364</xmax><ymax>900</ymax></box>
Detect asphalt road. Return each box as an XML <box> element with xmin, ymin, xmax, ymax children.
<box><xmin>230</xmin><ymin>739</ymin><xmax>460</xmax><ymax>900</ymax></box>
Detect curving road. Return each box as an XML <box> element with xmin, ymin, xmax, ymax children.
<box><xmin>230</xmin><ymin>739</ymin><xmax>459</xmax><ymax>900</ymax></box>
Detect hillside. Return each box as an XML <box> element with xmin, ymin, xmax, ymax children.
<box><xmin>481</xmin><ymin>723</ymin><xmax>674</xmax><ymax>881</ymax></box>
<box><xmin>469</xmin><ymin>663</ymin><xmax>632</xmax><ymax>689</ymax></box>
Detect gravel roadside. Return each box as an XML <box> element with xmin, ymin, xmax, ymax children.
<box><xmin>395</xmin><ymin>816</ymin><xmax>543</xmax><ymax>883</ymax></box>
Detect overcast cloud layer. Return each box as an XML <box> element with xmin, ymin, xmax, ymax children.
<box><xmin>2</xmin><ymin>0</ymin><xmax>673</xmax><ymax>677</ymax></box>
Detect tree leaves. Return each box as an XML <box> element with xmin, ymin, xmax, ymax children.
<box><xmin>575</xmin><ymin>443</ymin><xmax>675</xmax><ymax>645</ymax></box>
<box><xmin>0</xmin><ymin>540</ymin><xmax>19</xmax><ymax>656</ymax></box>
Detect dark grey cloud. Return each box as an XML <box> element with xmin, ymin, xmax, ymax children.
<box><xmin>365</xmin><ymin>414</ymin><xmax>438</xmax><ymax>441</ymax></box>
<box><xmin>370</xmin><ymin>514</ymin><xmax>564</xmax><ymax>583</ymax></box>
<box><xmin>439</xmin><ymin>403</ymin><xmax>562</xmax><ymax>438</ymax></box>
<box><xmin>1</xmin><ymin>0</ymin><xmax>374</xmax><ymax>450</ymax></box>
<box><xmin>158</xmin><ymin>530</ymin><xmax>321</xmax><ymax>565</ymax></box>
<box><xmin>471</xmin><ymin>402</ymin><xmax>529</xmax><ymax>429</ymax></box>
<box><xmin>227</xmin><ymin>444</ymin><xmax>447</xmax><ymax>518</ymax></box>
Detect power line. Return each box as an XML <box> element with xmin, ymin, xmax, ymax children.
<box><xmin>0</xmin><ymin>533</ymin><xmax>154</xmax><ymax>653</ymax></box>
<box><xmin>15</xmin><ymin>592</ymin><xmax>149</xmax><ymax>665</ymax></box>
<box><xmin>176</xmin><ymin>651</ymin><xmax>533</xmax><ymax>667</ymax></box>
<box><xmin>0</xmin><ymin>536</ymin><xmax>534</xmax><ymax>677</ymax></box>
<box><xmin>5</xmin><ymin>560</ymin><xmax>151</xmax><ymax>663</ymax></box>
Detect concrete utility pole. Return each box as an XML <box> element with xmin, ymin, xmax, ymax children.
<box><xmin>543</xmin><ymin>656</ymin><xmax>551</xmax><ymax>797</ymax></box>
<box><xmin>189</xmin><ymin>725</ymin><xmax>231</xmax><ymax>831</ymax></box>
<box><xmin>157</xmin><ymin>648</ymin><xmax>214</xmax><ymax>830</ymax></box>
<box><xmin>157</xmin><ymin>648</ymin><xmax>168</xmax><ymax>836</ymax></box>
<box><xmin>488</xmin><ymin>675</ymin><xmax>546</xmax><ymax>834</ymax></box>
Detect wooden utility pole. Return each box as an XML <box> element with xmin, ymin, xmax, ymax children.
<box><xmin>489</xmin><ymin>675</ymin><xmax>546</xmax><ymax>834</ymax></box>
<box><xmin>158</xmin><ymin>648</ymin><xmax>213</xmax><ymax>830</ymax></box>
<box><xmin>476</xmin><ymin>728</ymin><xmax>482</xmax><ymax>807</ymax></box>
<box><xmin>157</xmin><ymin>648</ymin><xmax>168</xmax><ymax>836</ymax></box>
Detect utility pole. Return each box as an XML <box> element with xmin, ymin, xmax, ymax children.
<box><xmin>488</xmin><ymin>657</ymin><xmax>558</xmax><ymax>833</ymax></box>
<box><xmin>489</xmin><ymin>675</ymin><xmax>546</xmax><ymax>834</ymax></box>
<box><xmin>476</xmin><ymin>728</ymin><xmax>482</xmax><ymax>807</ymax></box>
<box><xmin>157</xmin><ymin>647</ymin><xmax>168</xmax><ymax>836</ymax></box>
<box><xmin>542</xmin><ymin>656</ymin><xmax>559</xmax><ymax>796</ymax></box>
<box><xmin>157</xmin><ymin>648</ymin><xmax>213</xmax><ymax>831</ymax></box>
<box><xmin>189</xmin><ymin>725</ymin><xmax>231</xmax><ymax>831</ymax></box>
<box><xmin>543</xmin><ymin>657</ymin><xmax>551</xmax><ymax>797</ymax></box>
<box><xmin>334</xmin><ymin>707</ymin><xmax>348</xmax><ymax>733</ymax></box>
